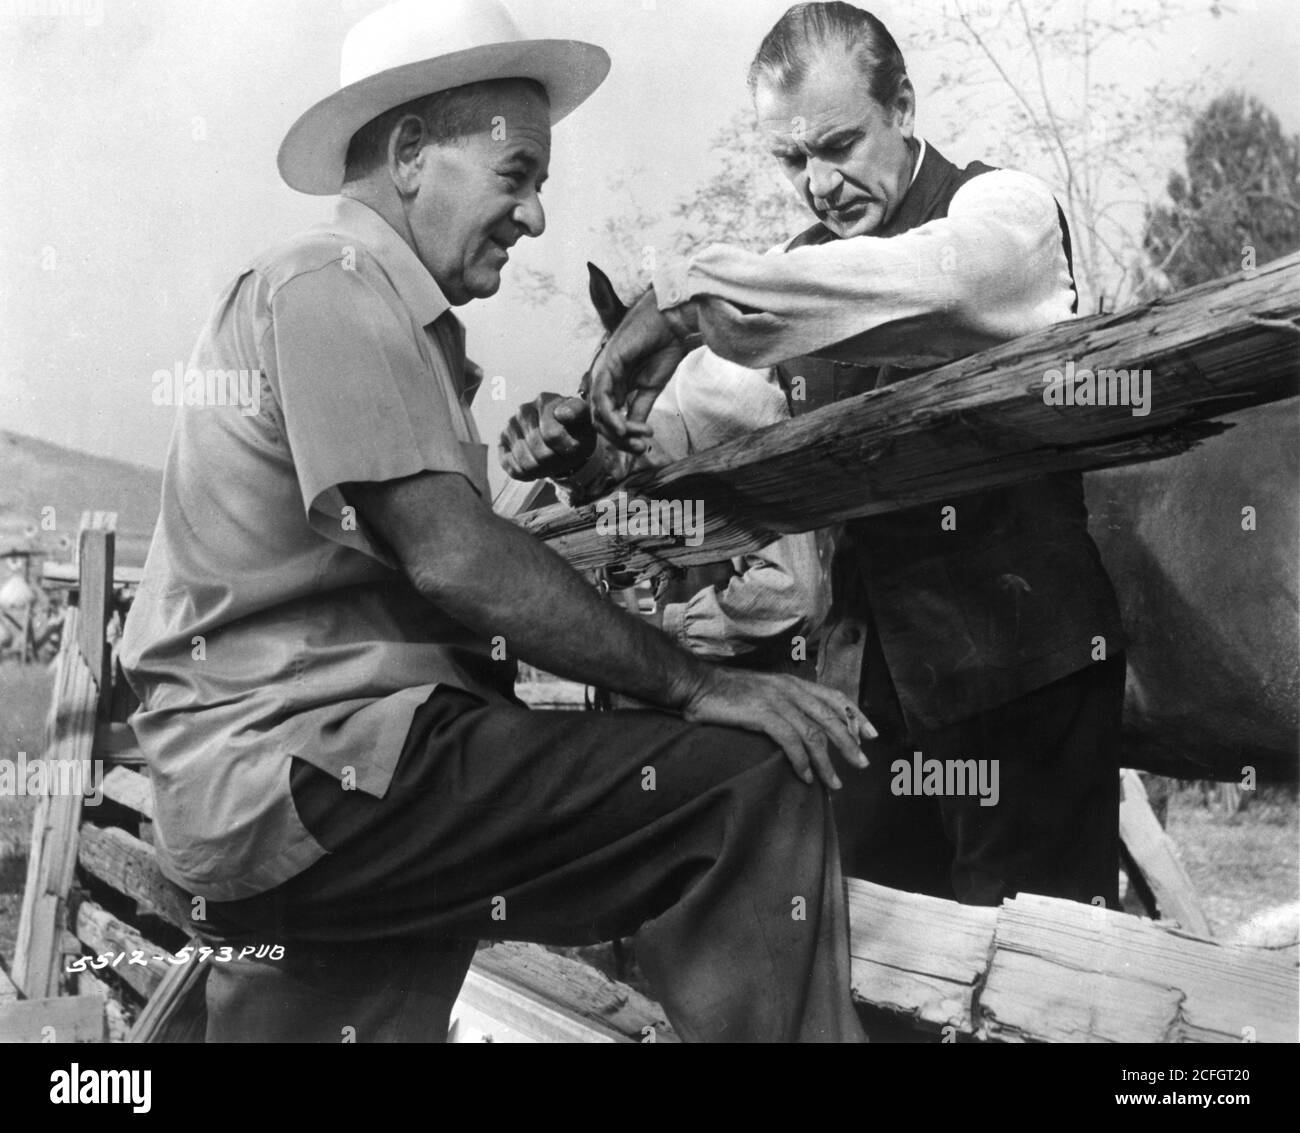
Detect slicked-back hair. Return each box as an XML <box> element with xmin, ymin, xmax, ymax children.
<box><xmin>342</xmin><ymin>77</ymin><xmax>548</xmax><ymax>184</ymax></box>
<box><xmin>748</xmin><ymin>2</ymin><xmax>907</xmax><ymax>107</ymax></box>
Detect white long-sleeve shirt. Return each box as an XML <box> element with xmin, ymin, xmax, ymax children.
<box><xmin>651</xmin><ymin>152</ymin><xmax>1075</xmax><ymax>371</ymax></box>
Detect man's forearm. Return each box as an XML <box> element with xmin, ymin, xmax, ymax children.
<box><xmin>425</xmin><ymin>508</ymin><xmax>708</xmax><ymax>709</ymax></box>
<box><xmin>649</xmin><ymin>171</ymin><xmax>1070</xmax><ymax>370</ymax></box>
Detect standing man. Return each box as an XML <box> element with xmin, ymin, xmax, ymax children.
<box><xmin>584</xmin><ymin>2</ymin><xmax>1129</xmax><ymax>909</ymax></box>
<box><xmin>120</xmin><ymin>0</ymin><xmax>873</xmax><ymax>1043</ymax></box>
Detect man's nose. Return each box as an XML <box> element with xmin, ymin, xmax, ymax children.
<box><xmin>806</xmin><ymin>157</ymin><xmax>843</xmax><ymax>205</ymax></box>
<box><xmin>515</xmin><ymin>193</ymin><xmax>545</xmax><ymax>238</ymax></box>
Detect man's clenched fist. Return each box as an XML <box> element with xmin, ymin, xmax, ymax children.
<box><xmin>498</xmin><ymin>393</ymin><xmax>598</xmax><ymax>481</ymax></box>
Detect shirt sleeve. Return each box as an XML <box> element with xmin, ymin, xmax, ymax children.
<box><xmin>660</xmin><ymin>532</ymin><xmax>830</xmax><ymax>660</ymax></box>
<box><xmin>264</xmin><ymin>261</ymin><xmax>476</xmax><ymax>546</ymax></box>
<box><xmin>651</xmin><ymin>169</ymin><xmax>1075</xmax><ymax>369</ymax></box>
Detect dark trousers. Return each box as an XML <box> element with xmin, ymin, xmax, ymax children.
<box><xmin>834</xmin><ymin>655</ymin><xmax>1126</xmax><ymax>908</ymax></box>
<box><xmin>199</xmin><ymin>688</ymin><xmax>866</xmax><ymax>1043</ymax></box>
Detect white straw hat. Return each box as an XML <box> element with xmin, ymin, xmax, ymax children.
<box><xmin>278</xmin><ymin>0</ymin><xmax>610</xmax><ymax>195</ymax></box>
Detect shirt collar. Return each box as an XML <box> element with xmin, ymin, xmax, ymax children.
<box><xmin>908</xmin><ymin>138</ymin><xmax>928</xmax><ymax>189</ymax></box>
<box><xmin>328</xmin><ymin>197</ymin><xmax>451</xmax><ymax>328</ymax></box>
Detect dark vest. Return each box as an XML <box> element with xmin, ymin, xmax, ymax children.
<box><xmin>778</xmin><ymin>142</ymin><xmax>1125</xmax><ymax>733</ymax></box>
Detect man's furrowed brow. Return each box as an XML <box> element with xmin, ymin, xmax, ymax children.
<box><xmin>807</xmin><ymin>126</ymin><xmax>862</xmax><ymax>149</ymax></box>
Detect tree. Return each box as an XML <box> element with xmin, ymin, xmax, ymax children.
<box><xmin>913</xmin><ymin>0</ymin><xmax>1221</xmax><ymax>313</ymax></box>
<box><xmin>1142</xmin><ymin>91</ymin><xmax>1300</xmax><ymax>293</ymax></box>
<box><xmin>666</xmin><ymin>109</ymin><xmax>809</xmax><ymax>259</ymax></box>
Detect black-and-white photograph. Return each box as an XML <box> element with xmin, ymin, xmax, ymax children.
<box><xmin>1</xmin><ymin>0</ymin><xmax>1296</xmax><ymax>1078</ymax></box>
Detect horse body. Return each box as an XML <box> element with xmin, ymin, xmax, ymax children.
<box><xmin>1086</xmin><ymin>401</ymin><xmax>1300</xmax><ymax>782</ymax></box>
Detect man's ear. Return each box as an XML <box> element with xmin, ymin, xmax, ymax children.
<box><xmin>388</xmin><ymin>114</ymin><xmax>429</xmax><ymax>195</ymax></box>
<box><xmin>891</xmin><ymin>77</ymin><xmax>916</xmax><ymax>137</ymax></box>
<box><xmin>587</xmin><ymin>262</ymin><xmax>628</xmax><ymax>334</ymax></box>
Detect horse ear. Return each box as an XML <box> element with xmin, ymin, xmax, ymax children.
<box><xmin>587</xmin><ymin>262</ymin><xmax>628</xmax><ymax>333</ymax></box>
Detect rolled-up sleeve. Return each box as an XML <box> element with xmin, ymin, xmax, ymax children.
<box><xmin>660</xmin><ymin>531</ymin><xmax>830</xmax><ymax>660</ymax></box>
<box><xmin>265</xmin><ymin>262</ymin><xmax>474</xmax><ymax>528</ymax></box>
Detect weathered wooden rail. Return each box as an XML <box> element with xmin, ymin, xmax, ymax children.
<box><xmin>517</xmin><ymin>253</ymin><xmax>1300</xmax><ymax>579</ymax></box>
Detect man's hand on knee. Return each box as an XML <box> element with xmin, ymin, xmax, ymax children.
<box><xmin>681</xmin><ymin>668</ymin><xmax>876</xmax><ymax>790</ymax></box>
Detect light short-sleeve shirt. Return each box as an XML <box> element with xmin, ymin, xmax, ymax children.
<box><xmin>120</xmin><ymin>198</ymin><xmax>515</xmax><ymax>901</ymax></box>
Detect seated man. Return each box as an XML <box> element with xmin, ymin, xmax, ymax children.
<box><xmin>119</xmin><ymin>0</ymin><xmax>873</xmax><ymax>1043</ymax></box>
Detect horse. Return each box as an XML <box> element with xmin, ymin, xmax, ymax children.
<box><xmin>1086</xmin><ymin>401</ymin><xmax>1299</xmax><ymax>784</ymax></box>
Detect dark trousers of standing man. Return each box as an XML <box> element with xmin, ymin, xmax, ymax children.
<box><xmin>195</xmin><ymin>687</ymin><xmax>866</xmax><ymax>1043</ymax></box>
<box><xmin>833</xmin><ymin>635</ymin><xmax>1127</xmax><ymax>909</ymax></box>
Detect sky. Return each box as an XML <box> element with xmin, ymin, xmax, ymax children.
<box><xmin>1</xmin><ymin>0</ymin><xmax>1297</xmax><ymax>495</ymax></box>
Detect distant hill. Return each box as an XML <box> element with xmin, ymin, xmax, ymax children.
<box><xmin>0</xmin><ymin>431</ymin><xmax>161</xmax><ymax>568</ymax></box>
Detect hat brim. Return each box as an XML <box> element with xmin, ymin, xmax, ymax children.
<box><xmin>278</xmin><ymin>39</ymin><xmax>610</xmax><ymax>195</ymax></box>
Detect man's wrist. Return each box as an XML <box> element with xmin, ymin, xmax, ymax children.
<box><xmin>555</xmin><ymin>441</ymin><xmax>605</xmax><ymax>487</ymax></box>
<box><xmin>651</xmin><ymin>261</ymin><xmax>700</xmax><ymax>340</ymax></box>
<box><xmin>662</xmin><ymin>648</ymin><xmax>712</xmax><ymax>713</ymax></box>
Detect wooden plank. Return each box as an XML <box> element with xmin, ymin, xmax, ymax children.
<box><xmin>10</xmin><ymin>609</ymin><xmax>75</xmax><ymax>991</ymax></box>
<box><xmin>0</xmin><ymin>995</ymin><xmax>105</xmax><ymax>1043</ymax></box>
<box><xmin>43</xmin><ymin>561</ymin><xmax>143</xmax><ymax>588</ymax></box>
<box><xmin>99</xmin><ymin>766</ymin><xmax>154</xmax><ymax>820</ymax></box>
<box><xmin>472</xmin><ymin>941</ymin><xmax>677</xmax><ymax>1042</ymax></box>
<box><xmin>982</xmin><ymin>949</ymin><xmax>1185</xmax><ymax>1043</ymax></box>
<box><xmin>128</xmin><ymin>947</ymin><xmax>209</xmax><ymax>1043</ymax></box>
<box><xmin>451</xmin><ymin>968</ymin><xmax>626</xmax><ymax>1043</ymax></box>
<box><xmin>846</xmin><ymin>878</ymin><xmax>996</xmax><ymax>1034</ymax></box>
<box><xmin>844</xmin><ymin>880</ymin><xmax>1297</xmax><ymax>1043</ymax></box>
<box><xmin>1119</xmin><ymin>768</ymin><xmax>1212</xmax><ymax>936</ymax></box>
<box><xmin>11</xmin><ymin>794</ymin><xmax>52</xmax><ymax>995</ymax></box>
<box><xmin>10</xmin><ymin>610</ymin><xmax>97</xmax><ymax>999</ymax></box>
<box><xmin>12</xmin><ymin>513</ymin><xmax>120</xmax><ymax>998</ymax></box>
<box><xmin>77</xmin><ymin>524</ymin><xmax>115</xmax><ymax>708</ymax></box>
<box><xmin>76</xmin><ymin>824</ymin><xmax>190</xmax><ymax>932</ymax></box>
<box><xmin>983</xmin><ymin>893</ymin><xmax>1298</xmax><ymax>1043</ymax></box>
<box><xmin>73</xmin><ymin>899</ymin><xmax>172</xmax><ymax>999</ymax></box>
<box><xmin>517</xmin><ymin>253</ymin><xmax>1300</xmax><ymax>578</ymax></box>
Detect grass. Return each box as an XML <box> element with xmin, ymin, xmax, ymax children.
<box><xmin>1164</xmin><ymin>781</ymin><xmax>1299</xmax><ymax>935</ymax></box>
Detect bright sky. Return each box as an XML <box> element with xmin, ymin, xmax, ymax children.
<box><xmin>1</xmin><ymin>0</ymin><xmax>1296</xmax><ymax>494</ymax></box>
